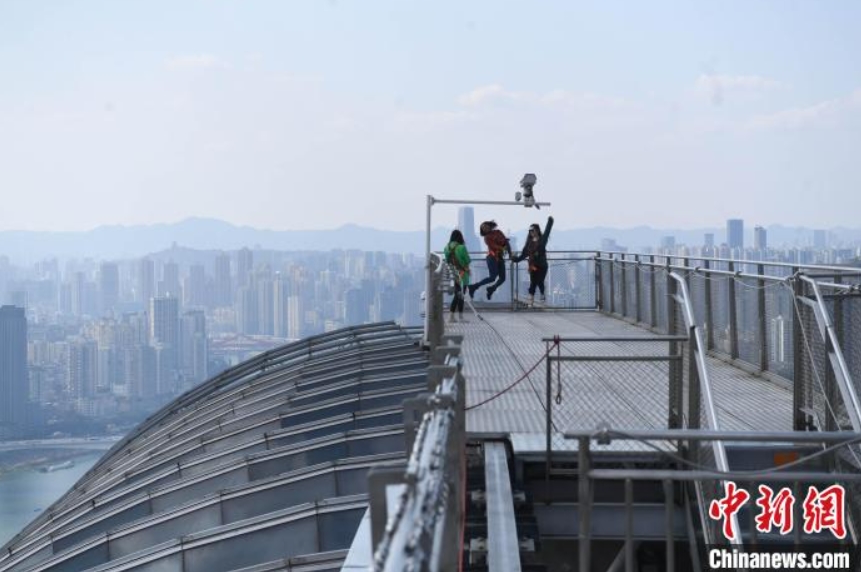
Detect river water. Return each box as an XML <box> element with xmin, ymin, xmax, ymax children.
<box><xmin>0</xmin><ymin>452</ymin><xmax>102</xmax><ymax>546</ymax></box>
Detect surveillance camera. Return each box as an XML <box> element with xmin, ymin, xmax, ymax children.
<box><xmin>520</xmin><ymin>173</ymin><xmax>537</xmax><ymax>195</ymax></box>
<box><xmin>520</xmin><ymin>173</ymin><xmax>539</xmax><ymax>208</ymax></box>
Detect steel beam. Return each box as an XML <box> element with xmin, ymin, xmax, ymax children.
<box><xmin>484</xmin><ymin>442</ymin><xmax>522</xmax><ymax>572</ymax></box>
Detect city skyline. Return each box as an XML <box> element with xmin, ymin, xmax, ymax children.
<box><xmin>0</xmin><ymin>215</ymin><xmax>858</xmax><ymax>265</ymax></box>
<box><xmin>2</xmin><ymin>2</ymin><xmax>860</xmax><ymax>233</ymax></box>
<box><xmin>1</xmin><ymin>221</ymin><xmax>853</xmax><ymax>440</ymax></box>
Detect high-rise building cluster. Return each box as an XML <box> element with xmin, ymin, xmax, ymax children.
<box><xmin>0</xmin><ymin>248</ymin><xmax>424</xmax><ymax>437</ymax></box>
<box><xmin>654</xmin><ymin>219</ymin><xmax>857</xmax><ymax>267</ymax></box>
<box><xmin>651</xmin><ymin>219</ymin><xmax>859</xmax><ymax>384</ymax></box>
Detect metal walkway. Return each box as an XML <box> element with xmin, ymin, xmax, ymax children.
<box><xmin>449</xmin><ymin>309</ymin><xmax>792</xmax><ymax>452</ymax></box>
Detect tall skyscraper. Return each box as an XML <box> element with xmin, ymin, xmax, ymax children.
<box><xmin>237</xmin><ymin>286</ymin><xmax>259</xmax><ymax>335</ymax></box>
<box><xmin>159</xmin><ymin>261</ymin><xmax>181</xmax><ymax>299</ymax></box>
<box><xmin>258</xmin><ymin>278</ymin><xmax>275</xmax><ymax>336</ymax></box>
<box><xmin>273</xmin><ymin>273</ymin><xmax>289</xmax><ymax>338</ymax></box>
<box><xmin>138</xmin><ymin>258</ymin><xmax>155</xmax><ymax>306</ymax></box>
<box><xmin>214</xmin><ymin>252</ymin><xmax>232</xmax><ymax>308</ymax></box>
<box><xmin>0</xmin><ymin>306</ymin><xmax>28</xmax><ymax>437</ymax></box>
<box><xmin>68</xmin><ymin>338</ymin><xmax>98</xmax><ymax>399</ymax></box>
<box><xmin>457</xmin><ymin>207</ymin><xmax>481</xmax><ymax>253</ymax></box>
<box><xmin>71</xmin><ymin>271</ymin><xmax>87</xmax><ymax>316</ymax></box>
<box><xmin>149</xmin><ymin>296</ymin><xmax>179</xmax><ymax>394</ymax></box>
<box><xmin>813</xmin><ymin>229</ymin><xmax>827</xmax><ymax>249</ymax></box>
<box><xmin>181</xmin><ymin>310</ymin><xmax>208</xmax><ymax>386</ymax></box>
<box><xmin>184</xmin><ymin>264</ymin><xmax>206</xmax><ymax>308</ymax></box>
<box><xmin>704</xmin><ymin>233</ymin><xmax>715</xmax><ymax>248</ymax></box>
<box><xmin>727</xmin><ymin>219</ymin><xmax>744</xmax><ymax>250</ymax></box>
<box><xmin>237</xmin><ymin>248</ymin><xmax>253</xmax><ymax>289</ymax></box>
<box><xmin>99</xmin><ymin>262</ymin><xmax>120</xmax><ymax>317</ymax></box>
<box><xmin>288</xmin><ymin>295</ymin><xmax>303</xmax><ymax>339</ymax></box>
<box><xmin>753</xmin><ymin>226</ymin><xmax>767</xmax><ymax>251</ymax></box>
<box><xmin>149</xmin><ymin>297</ymin><xmax>179</xmax><ymax>349</ymax></box>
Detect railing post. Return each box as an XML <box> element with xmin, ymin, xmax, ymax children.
<box><xmin>704</xmin><ymin>259</ymin><xmax>714</xmax><ymax>351</ymax></box>
<box><xmin>667</xmin><ymin>275</ymin><xmax>680</xmax><ymax>428</ymax></box>
<box><xmin>727</xmin><ymin>261</ymin><xmax>739</xmax><ymax>360</ymax></box>
<box><xmin>688</xmin><ymin>325</ymin><xmax>701</xmax><ymax>431</ymax></box>
<box><xmin>635</xmin><ymin>255</ymin><xmax>642</xmax><ymax>324</ymax></box>
<box><xmin>825</xmin><ymin>276</ymin><xmax>843</xmax><ymax>432</ymax></box>
<box><xmin>426</xmin><ymin>259</ymin><xmax>443</xmax><ymax>351</ymax></box>
<box><xmin>791</xmin><ymin>267</ymin><xmax>805</xmax><ymax>430</ymax></box>
<box><xmin>758</xmin><ymin>263</ymin><xmax>768</xmax><ymax>372</ymax></box>
<box><xmin>682</xmin><ymin>257</ymin><xmax>691</xmax><ymax>292</ymax></box>
<box><xmin>609</xmin><ymin>253</ymin><xmax>616</xmax><ymax>315</ymax></box>
<box><xmin>650</xmin><ymin>255</ymin><xmax>657</xmax><ymax>329</ymax></box>
<box><xmin>545</xmin><ymin>340</ymin><xmax>553</xmax><ymax>482</ymax></box>
<box><xmin>665</xmin><ymin>257</ymin><xmax>672</xmax><ymax>335</ymax></box>
<box><xmin>578</xmin><ymin>436</ymin><xmax>592</xmax><ymax>572</ymax></box>
<box><xmin>620</xmin><ymin>253</ymin><xmax>628</xmax><ymax>318</ymax></box>
<box><xmin>595</xmin><ymin>254</ymin><xmax>602</xmax><ymax>311</ymax></box>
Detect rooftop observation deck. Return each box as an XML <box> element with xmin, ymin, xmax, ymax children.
<box><xmin>450</xmin><ymin>308</ymin><xmax>792</xmax><ymax>451</ymax></box>
<box><xmin>372</xmin><ymin>250</ymin><xmax>861</xmax><ymax>571</ymax></box>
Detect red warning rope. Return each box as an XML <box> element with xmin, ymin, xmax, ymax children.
<box><xmin>464</xmin><ymin>338</ymin><xmax>560</xmax><ymax>411</ymax></box>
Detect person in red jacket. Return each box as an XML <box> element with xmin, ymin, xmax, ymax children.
<box><xmin>468</xmin><ymin>221</ymin><xmax>512</xmax><ymax>300</ymax></box>
<box><xmin>512</xmin><ymin>216</ymin><xmax>554</xmax><ymax>305</ymax></box>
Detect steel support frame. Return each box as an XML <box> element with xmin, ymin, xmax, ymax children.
<box><xmin>727</xmin><ymin>261</ymin><xmax>739</xmax><ymax>360</ymax></box>
<box><xmin>484</xmin><ymin>442</ymin><xmax>522</xmax><ymax>572</ymax></box>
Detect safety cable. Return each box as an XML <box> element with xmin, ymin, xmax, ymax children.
<box><xmin>464</xmin><ymin>337</ymin><xmax>559</xmax><ymax>412</ymax></box>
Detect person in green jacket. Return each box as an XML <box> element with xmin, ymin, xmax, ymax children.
<box><xmin>443</xmin><ymin>229</ymin><xmax>471</xmax><ymax>322</ymax></box>
<box><xmin>512</xmin><ymin>216</ymin><xmax>554</xmax><ymax>305</ymax></box>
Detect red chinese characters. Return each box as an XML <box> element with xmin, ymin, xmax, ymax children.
<box><xmin>802</xmin><ymin>484</ymin><xmax>846</xmax><ymax>539</ymax></box>
<box><xmin>708</xmin><ymin>482</ymin><xmax>846</xmax><ymax>541</ymax></box>
<box><xmin>709</xmin><ymin>481</ymin><xmax>750</xmax><ymax>540</ymax></box>
<box><xmin>754</xmin><ymin>485</ymin><xmax>794</xmax><ymax>534</ymax></box>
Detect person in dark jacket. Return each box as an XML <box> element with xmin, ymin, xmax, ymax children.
<box><xmin>443</xmin><ymin>229</ymin><xmax>471</xmax><ymax>321</ymax></box>
<box><xmin>512</xmin><ymin>216</ymin><xmax>554</xmax><ymax>305</ymax></box>
<box><xmin>468</xmin><ymin>221</ymin><xmax>512</xmax><ymax>301</ymax></box>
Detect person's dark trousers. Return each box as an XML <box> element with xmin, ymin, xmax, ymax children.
<box><xmin>450</xmin><ymin>282</ymin><xmax>464</xmax><ymax>313</ymax></box>
<box><xmin>528</xmin><ymin>264</ymin><xmax>548</xmax><ymax>296</ymax></box>
<box><xmin>470</xmin><ymin>256</ymin><xmax>506</xmax><ymax>297</ymax></box>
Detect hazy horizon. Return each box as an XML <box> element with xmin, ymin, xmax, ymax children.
<box><xmin>1</xmin><ymin>215</ymin><xmax>860</xmax><ymax>236</ymax></box>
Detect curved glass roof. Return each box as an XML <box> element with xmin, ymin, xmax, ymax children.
<box><xmin>1</xmin><ymin>322</ymin><xmax>426</xmax><ymax>572</ymax></box>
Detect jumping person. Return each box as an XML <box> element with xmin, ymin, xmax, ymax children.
<box><xmin>468</xmin><ymin>221</ymin><xmax>512</xmax><ymax>301</ymax></box>
<box><xmin>512</xmin><ymin>216</ymin><xmax>554</xmax><ymax>305</ymax></box>
<box><xmin>444</xmin><ymin>229</ymin><xmax>471</xmax><ymax>322</ymax></box>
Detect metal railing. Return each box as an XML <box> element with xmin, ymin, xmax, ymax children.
<box><xmin>594</xmin><ymin>252</ymin><xmax>861</xmax><ymax>547</ymax></box>
<box><xmin>793</xmin><ymin>274</ymin><xmax>861</xmax><ymax>542</ymax></box>
<box><xmin>594</xmin><ymin>253</ymin><xmax>861</xmax><ymax>428</ymax></box>
<box><xmin>371</xmin><ymin>339</ymin><xmax>466</xmax><ymax>572</ymax></box>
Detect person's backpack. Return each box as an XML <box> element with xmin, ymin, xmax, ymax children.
<box><xmin>446</xmin><ymin>242</ymin><xmax>465</xmax><ymax>271</ymax></box>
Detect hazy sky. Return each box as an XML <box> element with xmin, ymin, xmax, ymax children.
<box><xmin>1</xmin><ymin>1</ymin><xmax>860</xmax><ymax>233</ymax></box>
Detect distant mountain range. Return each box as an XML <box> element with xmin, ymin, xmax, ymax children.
<box><xmin>0</xmin><ymin>217</ymin><xmax>858</xmax><ymax>263</ymax></box>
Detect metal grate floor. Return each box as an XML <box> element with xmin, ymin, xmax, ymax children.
<box><xmin>447</xmin><ymin>309</ymin><xmax>792</xmax><ymax>453</ymax></box>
